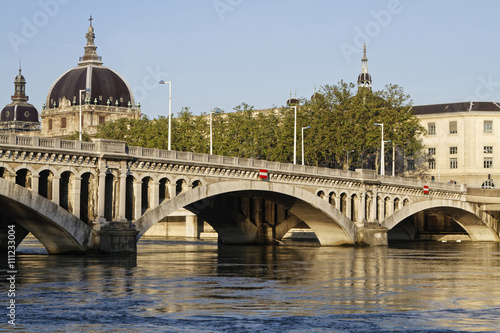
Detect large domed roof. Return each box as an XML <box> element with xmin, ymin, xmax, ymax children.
<box><xmin>47</xmin><ymin>65</ymin><xmax>135</xmax><ymax>108</ymax></box>
<box><xmin>46</xmin><ymin>17</ymin><xmax>134</xmax><ymax>109</ymax></box>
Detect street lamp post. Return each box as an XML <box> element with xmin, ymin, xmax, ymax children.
<box><xmin>210</xmin><ymin>109</ymin><xmax>221</xmax><ymax>155</ymax></box>
<box><xmin>159</xmin><ymin>80</ymin><xmax>172</xmax><ymax>150</ymax></box>
<box><xmin>291</xmin><ymin>105</ymin><xmax>297</xmax><ymax>165</ymax></box>
<box><xmin>346</xmin><ymin>150</ymin><xmax>354</xmax><ymax>171</ymax></box>
<box><xmin>79</xmin><ymin>88</ymin><xmax>90</xmax><ymax>141</ymax></box>
<box><xmin>374</xmin><ymin>123</ymin><xmax>385</xmax><ymax>175</ymax></box>
<box><xmin>392</xmin><ymin>142</ymin><xmax>396</xmax><ymax>177</ymax></box>
<box><xmin>301</xmin><ymin>126</ymin><xmax>311</xmax><ymax>165</ymax></box>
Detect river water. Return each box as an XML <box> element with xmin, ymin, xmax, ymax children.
<box><xmin>2</xmin><ymin>237</ymin><xmax>500</xmax><ymax>332</ymax></box>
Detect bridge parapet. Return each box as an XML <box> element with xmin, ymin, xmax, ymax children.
<box><xmin>0</xmin><ymin>134</ymin><xmax>467</xmax><ymax>195</ymax></box>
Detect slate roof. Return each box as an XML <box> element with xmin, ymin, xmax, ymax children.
<box><xmin>412</xmin><ymin>102</ymin><xmax>500</xmax><ymax>115</ymax></box>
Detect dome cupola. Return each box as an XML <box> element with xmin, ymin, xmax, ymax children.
<box><xmin>0</xmin><ymin>67</ymin><xmax>40</xmax><ymax>132</ymax></box>
<box><xmin>46</xmin><ymin>16</ymin><xmax>135</xmax><ymax>109</ymax></box>
<box><xmin>41</xmin><ymin>16</ymin><xmax>141</xmax><ymax>138</ymax></box>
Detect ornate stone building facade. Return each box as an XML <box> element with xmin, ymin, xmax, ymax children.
<box><xmin>40</xmin><ymin>17</ymin><xmax>141</xmax><ymax>138</ymax></box>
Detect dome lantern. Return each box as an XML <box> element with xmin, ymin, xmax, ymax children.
<box><xmin>357</xmin><ymin>43</ymin><xmax>372</xmax><ymax>90</ymax></box>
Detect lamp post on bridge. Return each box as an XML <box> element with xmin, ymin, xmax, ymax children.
<box><xmin>291</xmin><ymin>105</ymin><xmax>297</xmax><ymax>164</ymax></box>
<box><xmin>210</xmin><ymin>109</ymin><xmax>221</xmax><ymax>155</ymax></box>
<box><xmin>374</xmin><ymin>123</ymin><xmax>385</xmax><ymax>175</ymax></box>
<box><xmin>79</xmin><ymin>88</ymin><xmax>90</xmax><ymax>141</ymax></box>
<box><xmin>301</xmin><ymin>126</ymin><xmax>311</xmax><ymax>165</ymax></box>
<box><xmin>159</xmin><ymin>80</ymin><xmax>172</xmax><ymax>150</ymax></box>
<box><xmin>286</xmin><ymin>97</ymin><xmax>300</xmax><ymax>165</ymax></box>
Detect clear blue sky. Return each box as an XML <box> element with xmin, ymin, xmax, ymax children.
<box><xmin>1</xmin><ymin>0</ymin><xmax>500</xmax><ymax>118</ymax></box>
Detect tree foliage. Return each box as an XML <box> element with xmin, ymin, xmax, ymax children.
<box><xmin>95</xmin><ymin>82</ymin><xmax>425</xmax><ymax>173</ymax></box>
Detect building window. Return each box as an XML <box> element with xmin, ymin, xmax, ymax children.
<box><xmin>407</xmin><ymin>159</ymin><xmax>415</xmax><ymax>171</ymax></box>
<box><xmin>428</xmin><ymin>122</ymin><xmax>436</xmax><ymax>135</ymax></box>
<box><xmin>484</xmin><ymin>120</ymin><xmax>493</xmax><ymax>133</ymax></box>
<box><xmin>428</xmin><ymin>147</ymin><xmax>436</xmax><ymax>155</ymax></box>
<box><xmin>484</xmin><ymin>146</ymin><xmax>493</xmax><ymax>154</ymax></box>
<box><xmin>61</xmin><ymin>118</ymin><xmax>66</xmax><ymax>129</ymax></box>
<box><xmin>484</xmin><ymin>157</ymin><xmax>493</xmax><ymax>168</ymax></box>
<box><xmin>428</xmin><ymin>159</ymin><xmax>436</xmax><ymax>169</ymax></box>
<box><xmin>450</xmin><ymin>147</ymin><xmax>457</xmax><ymax>154</ymax></box>
<box><xmin>450</xmin><ymin>158</ymin><xmax>458</xmax><ymax>169</ymax></box>
<box><xmin>449</xmin><ymin>121</ymin><xmax>457</xmax><ymax>134</ymax></box>
<box><xmin>48</xmin><ymin>119</ymin><xmax>53</xmax><ymax>130</ymax></box>
<box><xmin>99</xmin><ymin>116</ymin><xmax>105</xmax><ymax>124</ymax></box>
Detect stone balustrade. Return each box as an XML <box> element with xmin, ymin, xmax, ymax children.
<box><xmin>0</xmin><ymin>133</ymin><xmax>466</xmax><ymax>195</ymax></box>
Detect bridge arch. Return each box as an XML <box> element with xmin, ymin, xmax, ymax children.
<box><xmin>174</xmin><ymin>177</ymin><xmax>189</xmax><ymax>195</ymax></box>
<box><xmin>156</xmin><ymin>174</ymin><xmax>174</xmax><ymax>184</ymax></box>
<box><xmin>382</xmin><ymin>199</ymin><xmax>500</xmax><ymax>242</ymax></box>
<box><xmin>191</xmin><ymin>177</ymin><xmax>205</xmax><ymax>188</ymax></box>
<box><xmin>14</xmin><ymin>164</ymin><xmax>37</xmax><ymax>175</ymax></box>
<box><xmin>74</xmin><ymin>168</ymin><xmax>97</xmax><ymax>179</ymax></box>
<box><xmin>134</xmin><ymin>180</ymin><xmax>358</xmax><ymax>246</ymax></box>
<box><xmin>0</xmin><ymin>164</ymin><xmax>15</xmax><ymax>179</ymax></box>
<box><xmin>0</xmin><ymin>178</ymin><xmax>92</xmax><ymax>253</ymax></box>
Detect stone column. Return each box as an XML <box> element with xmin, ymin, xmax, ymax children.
<box><xmin>359</xmin><ymin>191</ymin><xmax>366</xmax><ymax>223</ymax></box>
<box><xmin>370</xmin><ymin>191</ymin><xmax>378</xmax><ymax>223</ymax></box>
<box><xmin>378</xmin><ymin>197</ymin><xmax>384</xmax><ymax>221</ymax></box>
<box><xmin>151</xmin><ymin>181</ymin><xmax>159</xmax><ymax>209</ymax></box>
<box><xmin>117</xmin><ymin>171</ymin><xmax>127</xmax><ymax>222</ymax></box>
<box><xmin>334</xmin><ymin>196</ymin><xmax>340</xmax><ymax>210</ymax></box>
<box><xmin>73</xmin><ymin>175</ymin><xmax>82</xmax><ymax>219</ymax></box>
<box><xmin>31</xmin><ymin>174</ymin><xmax>39</xmax><ymax>196</ymax></box>
<box><xmin>167</xmin><ymin>184</ymin><xmax>176</xmax><ymax>199</ymax></box>
<box><xmin>346</xmin><ymin>195</ymin><xmax>352</xmax><ymax>220</ymax></box>
<box><xmin>96</xmin><ymin>170</ymin><xmax>107</xmax><ymax>223</ymax></box>
<box><xmin>134</xmin><ymin>180</ymin><xmax>142</xmax><ymax>220</ymax></box>
<box><xmin>52</xmin><ymin>174</ymin><xmax>60</xmax><ymax>206</ymax></box>
<box><xmin>387</xmin><ymin>198</ymin><xmax>394</xmax><ymax>217</ymax></box>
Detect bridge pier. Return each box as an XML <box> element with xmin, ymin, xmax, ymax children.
<box><xmin>91</xmin><ymin>222</ymin><xmax>139</xmax><ymax>253</ymax></box>
<box><xmin>185</xmin><ymin>215</ymin><xmax>202</xmax><ymax>238</ymax></box>
<box><xmin>357</xmin><ymin>225</ymin><xmax>389</xmax><ymax>246</ymax></box>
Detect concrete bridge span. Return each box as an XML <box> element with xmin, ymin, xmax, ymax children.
<box><xmin>0</xmin><ymin>178</ymin><xmax>92</xmax><ymax>253</ymax></box>
<box><xmin>0</xmin><ymin>134</ymin><xmax>498</xmax><ymax>253</ymax></box>
<box><xmin>383</xmin><ymin>199</ymin><xmax>500</xmax><ymax>242</ymax></box>
<box><xmin>135</xmin><ymin>180</ymin><xmax>357</xmax><ymax>246</ymax></box>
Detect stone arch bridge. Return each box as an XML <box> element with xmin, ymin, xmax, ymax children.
<box><xmin>0</xmin><ymin>134</ymin><xmax>498</xmax><ymax>254</ymax></box>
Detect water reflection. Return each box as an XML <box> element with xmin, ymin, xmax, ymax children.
<box><xmin>5</xmin><ymin>237</ymin><xmax>500</xmax><ymax>332</ymax></box>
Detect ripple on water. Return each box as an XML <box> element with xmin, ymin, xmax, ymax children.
<box><xmin>8</xmin><ymin>238</ymin><xmax>500</xmax><ymax>332</ymax></box>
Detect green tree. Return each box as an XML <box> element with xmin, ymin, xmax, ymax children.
<box><xmin>94</xmin><ymin>82</ymin><xmax>424</xmax><ymax>176</ymax></box>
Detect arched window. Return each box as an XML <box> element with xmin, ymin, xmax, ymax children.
<box><xmin>482</xmin><ymin>180</ymin><xmax>495</xmax><ymax>189</ymax></box>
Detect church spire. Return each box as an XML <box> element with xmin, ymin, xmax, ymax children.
<box><xmin>357</xmin><ymin>43</ymin><xmax>372</xmax><ymax>90</ymax></box>
<box><xmin>79</xmin><ymin>15</ymin><xmax>103</xmax><ymax>66</ymax></box>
